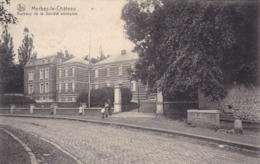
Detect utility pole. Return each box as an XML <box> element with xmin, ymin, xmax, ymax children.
<box><xmin>88</xmin><ymin>33</ymin><xmax>91</xmax><ymax>107</ymax></box>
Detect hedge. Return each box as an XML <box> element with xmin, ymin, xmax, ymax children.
<box><xmin>76</xmin><ymin>87</ymin><xmax>132</xmax><ymax>107</ymax></box>
<box><xmin>0</xmin><ymin>94</ymin><xmax>36</xmax><ymax>106</ymax></box>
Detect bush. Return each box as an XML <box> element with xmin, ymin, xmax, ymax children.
<box><xmin>76</xmin><ymin>87</ymin><xmax>132</xmax><ymax>107</ymax></box>
<box><xmin>121</xmin><ymin>88</ymin><xmax>132</xmax><ymax>105</ymax></box>
<box><xmin>76</xmin><ymin>92</ymin><xmax>89</xmax><ymax>106</ymax></box>
<box><xmin>77</xmin><ymin>87</ymin><xmax>114</xmax><ymax>107</ymax></box>
<box><xmin>90</xmin><ymin>87</ymin><xmax>114</xmax><ymax>107</ymax></box>
<box><xmin>0</xmin><ymin>94</ymin><xmax>36</xmax><ymax>106</ymax></box>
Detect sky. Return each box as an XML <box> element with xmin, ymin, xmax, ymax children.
<box><xmin>3</xmin><ymin>0</ymin><xmax>135</xmax><ymax>62</ymax></box>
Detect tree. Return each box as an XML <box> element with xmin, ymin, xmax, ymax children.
<box><xmin>121</xmin><ymin>0</ymin><xmax>258</xmax><ymax>100</ymax></box>
<box><xmin>84</xmin><ymin>45</ymin><xmax>110</xmax><ymax>64</ymax></box>
<box><xmin>0</xmin><ymin>25</ymin><xmax>16</xmax><ymax>93</ymax></box>
<box><xmin>0</xmin><ymin>0</ymin><xmax>18</xmax><ymax>24</ymax></box>
<box><xmin>18</xmin><ymin>27</ymin><xmax>34</xmax><ymax>67</ymax></box>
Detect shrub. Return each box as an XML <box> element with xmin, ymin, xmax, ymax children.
<box><xmin>77</xmin><ymin>87</ymin><xmax>114</xmax><ymax>107</ymax></box>
<box><xmin>0</xmin><ymin>94</ymin><xmax>35</xmax><ymax>106</ymax></box>
<box><xmin>121</xmin><ymin>88</ymin><xmax>132</xmax><ymax>105</ymax></box>
<box><xmin>90</xmin><ymin>87</ymin><xmax>114</xmax><ymax>107</ymax></box>
<box><xmin>76</xmin><ymin>92</ymin><xmax>88</xmax><ymax>106</ymax></box>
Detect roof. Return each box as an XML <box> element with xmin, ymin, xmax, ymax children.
<box><xmin>24</xmin><ymin>55</ymin><xmax>57</xmax><ymax>67</ymax></box>
<box><xmin>62</xmin><ymin>56</ymin><xmax>91</xmax><ymax>65</ymax></box>
<box><xmin>95</xmin><ymin>51</ymin><xmax>139</xmax><ymax>65</ymax></box>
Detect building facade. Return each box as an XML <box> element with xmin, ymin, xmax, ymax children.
<box><xmin>91</xmin><ymin>50</ymin><xmax>148</xmax><ymax>100</ymax></box>
<box><xmin>24</xmin><ymin>50</ymin><xmax>149</xmax><ymax>103</ymax></box>
<box><xmin>24</xmin><ymin>55</ymin><xmax>64</xmax><ymax>103</ymax></box>
<box><xmin>56</xmin><ymin>57</ymin><xmax>91</xmax><ymax>102</ymax></box>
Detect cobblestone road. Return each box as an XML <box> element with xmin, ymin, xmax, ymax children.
<box><xmin>0</xmin><ymin>117</ymin><xmax>259</xmax><ymax>164</ymax></box>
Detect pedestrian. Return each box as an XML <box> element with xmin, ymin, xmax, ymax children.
<box><xmin>79</xmin><ymin>105</ymin><xmax>83</xmax><ymax>115</ymax></box>
<box><xmin>107</xmin><ymin>99</ymin><xmax>112</xmax><ymax>115</ymax></box>
<box><xmin>102</xmin><ymin>101</ymin><xmax>109</xmax><ymax>119</ymax></box>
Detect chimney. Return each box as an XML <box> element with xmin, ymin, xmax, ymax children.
<box><xmin>121</xmin><ymin>50</ymin><xmax>126</xmax><ymax>55</ymax></box>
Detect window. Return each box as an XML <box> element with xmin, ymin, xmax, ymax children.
<box><xmin>45</xmin><ymin>83</ymin><xmax>49</xmax><ymax>93</ymax></box>
<box><xmin>68</xmin><ymin>97</ymin><xmax>72</xmax><ymax>102</ymax></box>
<box><xmin>131</xmin><ymin>65</ymin><xmax>135</xmax><ymax>71</ymax></box>
<box><xmin>72</xmin><ymin>81</ymin><xmax>75</xmax><ymax>92</ymax></box>
<box><xmin>118</xmin><ymin>66</ymin><xmax>122</xmax><ymax>75</ymax></box>
<box><xmin>72</xmin><ymin>97</ymin><xmax>76</xmax><ymax>102</ymax></box>
<box><xmin>58</xmin><ymin>69</ymin><xmax>62</xmax><ymax>78</ymax></box>
<box><xmin>105</xmin><ymin>82</ymin><xmax>110</xmax><ymax>87</ymax></box>
<box><xmin>45</xmin><ymin>68</ymin><xmax>49</xmax><ymax>80</ymax></box>
<box><xmin>95</xmin><ymin>69</ymin><xmax>99</xmax><ymax>78</ymax></box>
<box><xmin>95</xmin><ymin>83</ymin><xmax>99</xmax><ymax>89</ymax></box>
<box><xmin>145</xmin><ymin>84</ymin><xmax>149</xmax><ymax>91</ymax></box>
<box><xmin>58</xmin><ymin>83</ymin><xmax>62</xmax><ymax>93</ymax></box>
<box><xmin>106</xmin><ymin>67</ymin><xmax>110</xmax><ymax>77</ymax></box>
<box><xmin>40</xmin><ymin>83</ymin><xmax>44</xmax><ymax>94</ymax></box>
<box><xmin>131</xmin><ymin>65</ymin><xmax>136</xmax><ymax>75</ymax></box>
<box><xmin>28</xmin><ymin>71</ymin><xmax>34</xmax><ymax>81</ymax></box>
<box><xmin>28</xmin><ymin>85</ymin><xmax>33</xmax><ymax>94</ymax></box>
<box><xmin>131</xmin><ymin>81</ymin><xmax>136</xmax><ymax>91</ymax></box>
<box><xmin>72</xmin><ymin>67</ymin><xmax>75</xmax><ymax>77</ymax></box>
<box><xmin>65</xmin><ymin>83</ymin><xmax>68</xmax><ymax>92</ymax></box>
<box><xmin>40</xmin><ymin>69</ymin><xmax>44</xmax><ymax>80</ymax></box>
<box><xmin>65</xmin><ymin>68</ymin><xmax>68</xmax><ymax>77</ymax></box>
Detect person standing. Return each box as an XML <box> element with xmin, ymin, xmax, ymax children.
<box><xmin>107</xmin><ymin>99</ymin><xmax>112</xmax><ymax>115</ymax></box>
<box><xmin>102</xmin><ymin>101</ymin><xmax>109</xmax><ymax>119</ymax></box>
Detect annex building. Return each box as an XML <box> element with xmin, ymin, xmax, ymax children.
<box><xmin>24</xmin><ymin>50</ymin><xmax>148</xmax><ymax>103</ymax></box>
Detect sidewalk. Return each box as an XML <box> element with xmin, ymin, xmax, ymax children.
<box><xmin>1</xmin><ymin>112</ymin><xmax>259</xmax><ymax>151</ymax></box>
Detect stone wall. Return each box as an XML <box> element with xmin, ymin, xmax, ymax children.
<box><xmin>199</xmin><ymin>85</ymin><xmax>260</xmax><ymax>121</ymax></box>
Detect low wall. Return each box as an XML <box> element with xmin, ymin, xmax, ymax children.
<box><xmin>0</xmin><ymin>108</ymin><xmax>10</xmax><ymax>114</ymax></box>
<box><xmin>0</xmin><ymin>106</ymin><xmax>106</xmax><ymax>116</ymax></box>
<box><xmin>199</xmin><ymin>85</ymin><xmax>260</xmax><ymax>121</ymax></box>
<box><xmin>163</xmin><ymin>101</ymin><xmax>198</xmax><ymax>117</ymax></box>
<box><xmin>187</xmin><ymin>109</ymin><xmax>220</xmax><ymax>128</ymax></box>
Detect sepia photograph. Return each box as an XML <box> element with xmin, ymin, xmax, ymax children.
<box><xmin>0</xmin><ymin>0</ymin><xmax>259</xmax><ymax>163</ymax></box>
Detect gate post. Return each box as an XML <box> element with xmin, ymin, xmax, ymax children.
<box><xmin>30</xmin><ymin>104</ymin><xmax>35</xmax><ymax>114</ymax></box>
<box><xmin>114</xmin><ymin>83</ymin><xmax>122</xmax><ymax>113</ymax></box>
<box><xmin>10</xmin><ymin>104</ymin><xmax>15</xmax><ymax>114</ymax></box>
<box><xmin>51</xmin><ymin>103</ymin><xmax>58</xmax><ymax>115</ymax></box>
<box><xmin>156</xmin><ymin>88</ymin><xmax>164</xmax><ymax>114</ymax></box>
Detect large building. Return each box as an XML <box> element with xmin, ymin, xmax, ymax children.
<box><xmin>24</xmin><ymin>50</ymin><xmax>148</xmax><ymax>103</ymax></box>
<box><xmin>56</xmin><ymin>57</ymin><xmax>91</xmax><ymax>102</ymax></box>
<box><xmin>24</xmin><ymin>55</ymin><xmax>64</xmax><ymax>102</ymax></box>
<box><xmin>91</xmin><ymin>50</ymin><xmax>148</xmax><ymax>100</ymax></box>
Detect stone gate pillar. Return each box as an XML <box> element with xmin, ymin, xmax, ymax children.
<box><xmin>30</xmin><ymin>104</ymin><xmax>35</xmax><ymax>114</ymax></box>
<box><xmin>114</xmin><ymin>83</ymin><xmax>122</xmax><ymax>113</ymax></box>
<box><xmin>51</xmin><ymin>103</ymin><xmax>58</xmax><ymax>115</ymax></box>
<box><xmin>81</xmin><ymin>103</ymin><xmax>86</xmax><ymax>115</ymax></box>
<box><xmin>156</xmin><ymin>88</ymin><xmax>164</xmax><ymax>114</ymax></box>
<box><xmin>10</xmin><ymin>104</ymin><xmax>15</xmax><ymax>114</ymax></box>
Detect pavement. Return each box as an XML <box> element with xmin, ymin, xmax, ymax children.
<box><xmin>1</xmin><ymin>116</ymin><xmax>259</xmax><ymax>164</ymax></box>
<box><xmin>0</xmin><ymin>111</ymin><xmax>259</xmax><ymax>152</ymax></box>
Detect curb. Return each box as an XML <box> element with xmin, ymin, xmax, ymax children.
<box><xmin>1</xmin><ymin>114</ymin><xmax>259</xmax><ymax>152</ymax></box>
<box><xmin>0</xmin><ymin>127</ymin><xmax>38</xmax><ymax>164</ymax></box>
